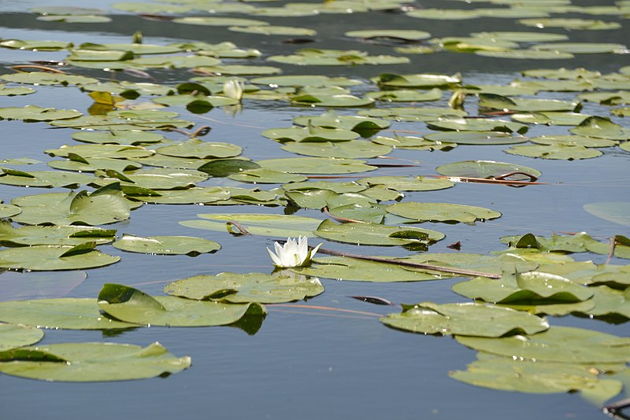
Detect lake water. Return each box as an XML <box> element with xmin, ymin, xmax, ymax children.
<box><xmin>0</xmin><ymin>0</ymin><xmax>628</xmax><ymax>419</ymax></box>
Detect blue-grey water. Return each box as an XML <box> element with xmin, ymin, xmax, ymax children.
<box><xmin>0</xmin><ymin>0</ymin><xmax>628</xmax><ymax>419</ymax></box>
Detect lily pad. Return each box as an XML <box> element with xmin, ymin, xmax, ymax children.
<box><xmin>0</xmin><ymin>169</ymin><xmax>93</xmax><ymax>189</ymax></box>
<box><xmin>0</xmin><ymin>84</ymin><xmax>35</xmax><ymax>96</ymax></box>
<box><xmin>257</xmin><ymin>157</ymin><xmax>377</xmax><ymax>174</ymax></box>
<box><xmin>10</xmin><ymin>184</ymin><xmax>132</xmax><ymax>226</ymax></box>
<box><xmin>229</xmin><ymin>25</ymin><xmax>316</xmax><ymax>36</ymax></box>
<box><xmin>359</xmin><ymin>106</ymin><xmax>466</xmax><ymax>122</ymax></box>
<box><xmin>173</xmin><ymin>16</ymin><xmax>268</xmax><ymax>27</ymax></box>
<box><xmin>293</xmin><ymin>256</ymin><xmax>452</xmax><ymax>282</ymax></box>
<box><xmin>476</xmin><ymin>50</ymin><xmax>575</xmax><ymax>60</ymax></box>
<box><xmin>386</xmin><ymin>202</ymin><xmax>501</xmax><ymax>224</ymax></box>
<box><xmin>0</xmin><ymin>298</ymin><xmax>135</xmax><ymax>329</ymax></box>
<box><xmin>0</xmin><ymin>324</ymin><xmax>44</xmax><ymax>351</ymax></box>
<box><xmin>0</xmin><ymin>72</ymin><xmax>98</xmax><ymax>86</ymax></box>
<box><xmin>371</xmin><ymin>135</ymin><xmax>456</xmax><ymax>151</ymax></box>
<box><xmin>0</xmin><ymin>342</ymin><xmax>190</xmax><ymax>382</ymax></box>
<box><xmin>0</xmin><ymin>204</ymin><xmax>21</xmax><ymax>219</ymax></box>
<box><xmin>478</xmin><ymin>93</ymin><xmax>579</xmax><ymax>112</ymax></box>
<box><xmin>373</xmin><ymin>73</ymin><xmax>461</xmax><ymax>88</ymax></box>
<box><xmin>0</xmin><ymin>243</ymin><xmax>120</xmax><ymax>271</ymax></box>
<box><xmin>228</xmin><ymin>168</ymin><xmax>307</xmax><ymax>184</ymax></box>
<box><xmin>156</xmin><ymin>139</ymin><xmax>242</xmax><ymax>159</ymax></box>
<box><xmin>129</xmin><ymin>187</ymin><xmax>230</xmax><ymax>205</ymax></box>
<box><xmin>456</xmin><ymin>326</ymin><xmax>630</xmax><ymax>363</ymax></box>
<box><xmin>262</xmin><ymin>126</ymin><xmax>359</xmax><ymax>143</ymax></box>
<box><xmin>518</xmin><ymin>18</ymin><xmax>621</xmax><ymax>30</ymax></box>
<box><xmin>366</xmin><ymin>88</ymin><xmax>442</xmax><ymax>102</ymax></box>
<box><xmin>532</xmin><ymin>43</ymin><xmax>627</xmax><ymax>54</ymax></box>
<box><xmin>0</xmin><ymin>105</ymin><xmax>81</xmax><ymax>122</ymax></box>
<box><xmin>250</xmin><ymin>75</ymin><xmax>362</xmax><ymax>88</ymax></box>
<box><xmin>505</xmin><ymin>144</ymin><xmax>602</xmax><ymax>160</ymax></box>
<box><xmin>71</xmin><ymin>130</ymin><xmax>165</xmax><ymax>145</ymax></box>
<box><xmin>571</xmin><ymin>116</ymin><xmax>630</xmax><ymax>140</ymax></box>
<box><xmin>315</xmin><ymin>219</ymin><xmax>443</xmax><ymax>246</ymax></box>
<box><xmin>112</xmin><ymin>234</ymin><xmax>220</xmax><ymax>255</ymax></box>
<box><xmin>165</xmin><ymin>272</ymin><xmax>324</xmax><ymax>304</ymax></box>
<box><xmin>436</xmin><ymin>160</ymin><xmax>541</xmax><ymax>180</ymax></box>
<box><xmin>97</xmin><ymin>284</ymin><xmax>265</xmax><ymax>327</ymax></box>
<box><xmin>358</xmin><ymin>176</ymin><xmax>454</xmax><ymax>192</ymax></box>
<box><xmin>424</xmin><ymin>131</ymin><xmax>528</xmax><ymax>145</ymax></box>
<box><xmin>426</xmin><ymin>118</ymin><xmax>528</xmax><ymax>134</ymax></box>
<box><xmin>381</xmin><ymin>302</ymin><xmax>549</xmax><ymax>337</ymax></box>
<box><xmin>345</xmin><ymin>29</ymin><xmax>431</xmax><ymax>41</ymax></box>
<box><xmin>180</xmin><ymin>213</ymin><xmax>321</xmax><ymax>238</ymax></box>
<box><xmin>0</xmin><ymin>222</ymin><xmax>115</xmax><ymax>246</ymax></box>
<box><xmin>450</xmin><ymin>356</ymin><xmax>623</xmax><ymax>402</ymax></box>
<box><xmin>282</xmin><ymin>141</ymin><xmax>391</xmax><ymax>159</ymax></box>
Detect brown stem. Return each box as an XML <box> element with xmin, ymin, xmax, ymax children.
<box><xmin>11</xmin><ymin>65</ymin><xmax>66</xmax><ymax>74</ymax></box>
<box><xmin>322</xmin><ymin>206</ymin><xmax>367</xmax><ymax>224</ymax></box>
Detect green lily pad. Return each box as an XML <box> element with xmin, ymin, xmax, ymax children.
<box><xmin>0</xmin><ymin>342</ymin><xmax>190</xmax><ymax>382</ymax></box>
<box><xmin>0</xmin><ymin>72</ymin><xmax>98</xmax><ymax>86</ymax></box>
<box><xmin>10</xmin><ymin>184</ymin><xmax>132</xmax><ymax>226</ymax></box>
<box><xmin>366</xmin><ymin>88</ymin><xmax>442</xmax><ymax>102</ymax></box>
<box><xmin>37</xmin><ymin>15</ymin><xmax>111</xmax><ymax>23</ymax></box>
<box><xmin>180</xmin><ymin>213</ymin><xmax>321</xmax><ymax>238</ymax></box>
<box><xmin>0</xmin><ymin>39</ymin><xmax>72</xmax><ymax>51</ymax></box>
<box><xmin>262</xmin><ymin>126</ymin><xmax>359</xmax><ymax>143</ymax></box>
<box><xmin>250</xmin><ymin>75</ymin><xmax>362</xmax><ymax>88</ymax></box>
<box><xmin>0</xmin><ymin>298</ymin><xmax>134</xmax><ymax>329</ymax></box>
<box><xmin>505</xmin><ymin>144</ymin><xmax>603</xmax><ymax>160</ymax></box>
<box><xmin>282</xmin><ymin>141</ymin><xmax>392</xmax><ymax>159</ymax></box>
<box><xmin>358</xmin><ymin>176</ymin><xmax>454</xmax><ymax>192</ymax></box>
<box><xmin>511</xmin><ymin>112</ymin><xmax>591</xmax><ymax>126</ymax></box>
<box><xmin>371</xmin><ymin>135</ymin><xmax>456</xmax><ymax>151</ymax></box>
<box><xmin>407</xmin><ymin>9</ymin><xmax>482</xmax><ymax>19</ymax></box>
<box><xmin>519</xmin><ymin>18</ymin><xmax>621</xmax><ymax>30</ymax></box>
<box><xmin>456</xmin><ymin>326</ymin><xmax>630</xmax><ymax>363</ymax></box>
<box><xmin>579</xmin><ymin>91</ymin><xmax>630</xmax><ymax>105</ymax></box>
<box><xmin>229</xmin><ymin>25</ymin><xmax>316</xmax><ymax>36</ymax></box>
<box><xmin>386</xmin><ymin>202</ymin><xmax>501</xmax><ymax>224</ymax></box>
<box><xmin>45</xmin><ymin>144</ymin><xmax>153</xmax><ymax>159</ymax></box>
<box><xmin>257</xmin><ymin>157</ymin><xmax>377</xmax><ymax>174</ymax></box>
<box><xmin>426</xmin><ymin>118</ymin><xmax>528</xmax><ymax>134</ymax></box>
<box><xmin>293</xmin><ymin>256</ymin><xmax>452</xmax><ymax>282</ymax></box>
<box><xmin>476</xmin><ymin>49</ymin><xmax>575</xmax><ymax>60</ymax></box>
<box><xmin>112</xmin><ymin>234</ymin><xmax>220</xmax><ymax>255</ymax></box>
<box><xmin>359</xmin><ymin>106</ymin><xmax>466</xmax><ymax>122</ymax></box>
<box><xmin>529</xmin><ymin>135</ymin><xmax>616</xmax><ymax>148</ymax></box>
<box><xmin>156</xmin><ymin>139</ymin><xmax>242</xmax><ymax>159</ymax></box>
<box><xmin>0</xmin><ymin>243</ymin><xmax>120</xmax><ymax>271</ymax></box>
<box><xmin>470</xmin><ymin>31</ymin><xmax>569</xmax><ymax>42</ymax></box>
<box><xmin>315</xmin><ymin>219</ymin><xmax>443</xmax><ymax>246</ymax></box>
<box><xmin>0</xmin><ymin>169</ymin><xmax>93</xmax><ymax>188</ymax></box>
<box><xmin>165</xmin><ymin>272</ymin><xmax>324</xmax><ymax>304</ymax></box>
<box><xmin>326</xmin><ymin>204</ymin><xmax>387</xmax><ymax>224</ymax></box>
<box><xmin>582</xmin><ymin>286</ymin><xmax>629</xmax><ymax>320</ymax></box>
<box><xmin>0</xmin><ymin>204</ymin><xmax>21</xmax><ymax>219</ymax></box>
<box><xmin>584</xmin><ymin>202</ymin><xmax>630</xmax><ymax>227</ymax></box>
<box><xmin>373</xmin><ymin>73</ymin><xmax>461</xmax><ymax>88</ymax></box>
<box><xmin>510</xmin><ymin>79</ymin><xmax>593</xmax><ymax>92</ymax></box>
<box><xmin>0</xmin><ymin>105</ymin><xmax>81</xmax><ymax>122</ymax></box>
<box><xmin>571</xmin><ymin>116</ymin><xmax>630</xmax><ymax>140</ymax></box>
<box><xmin>71</xmin><ymin>130</ymin><xmax>165</xmax><ymax>145</ymax></box>
<box><xmin>0</xmin><ymin>84</ymin><xmax>35</xmax><ymax>96</ymax></box>
<box><xmin>478</xmin><ymin>93</ymin><xmax>579</xmax><ymax>112</ymax></box>
<box><xmin>293</xmin><ymin>112</ymin><xmax>390</xmax><ymax>134</ymax></box>
<box><xmin>129</xmin><ymin>187</ymin><xmax>230</xmax><ymax>205</ymax></box>
<box><xmin>345</xmin><ymin>29</ymin><xmax>431</xmax><ymax>41</ymax></box>
<box><xmin>228</xmin><ymin>168</ymin><xmax>307</xmax><ymax>184</ymax></box>
<box><xmin>612</xmin><ymin>108</ymin><xmax>630</xmax><ymax>117</ymax></box>
<box><xmin>436</xmin><ymin>160</ymin><xmax>541</xmax><ymax>180</ymax></box>
<box><xmin>450</xmin><ymin>356</ymin><xmax>623</xmax><ymax>402</ymax></box>
<box><xmin>0</xmin><ymin>222</ymin><xmax>115</xmax><ymax>246</ymax></box>
<box><xmin>285</xmin><ymin>189</ymin><xmax>374</xmax><ymax>210</ymax></box>
<box><xmin>173</xmin><ymin>16</ymin><xmax>268</xmax><ymax>27</ymax></box>
<box><xmin>0</xmin><ymin>324</ymin><xmax>44</xmax><ymax>351</ymax></box>
<box><xmin>291</xmin><ymin>93</ymin><xmax>374</xmax><ymax>107</ymax></box>
<box><xmin>93</xmin><ymin>168</ymin><xmax>209</xmax><ymax>190</ymax></box>
<box><xmin>424</xmin><ymin>131</ymin><xmax>528</xmax><ymax>145</ymax></box>
<box><xmin>194</xmin><ymin>65</ymin><xmax>281</xmax><ymax>76</ymax></box>
<box><xmin>453</xmin><ymin>271</ymin><xmax>594</xmax><ymax>304</ymax></box>
<box><xmin>283</xmin><ymin>181</ymin><xmax>365</xmax><ymax>194</ymax></box>
<box><xmin>381</xmin><ymin>302</ymin><xmax>549</xmax><ymax>337</ymax></box>
<box><xmin>533</xmin><ymin>43</ymin><xmax>627</xmax><ymax>54</ymax></box>
<box><xmin>521</xmin><ymin>68</ymin><xmax>602</xmax><ymax>80</ymax></box>
<box><xmin>48</xmin><ymin>156</ymin><xmax>143</xmax><ymax>173</ymax></box>
<box><xmin>97</xmin><ymin>284</ymin><xmax>265</xmax><ymax>327</ymax></box>
<box><xmin>268</xmin><ymin>49</ymin><xmax>409</xmax><ymax>66</ymax></box>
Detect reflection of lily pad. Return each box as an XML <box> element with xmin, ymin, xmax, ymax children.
<box><xmin>583</xmin><ymin>202</ymin><xmax>630</xmax><ymax>227</ymax></box>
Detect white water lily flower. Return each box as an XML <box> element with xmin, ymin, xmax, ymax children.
<box><xmin>267</xmin><ymin>236</ymin><xmax>322</xmax><ymax>268</ymax></box>
<box><xmin>223</xmin><ymin>79</ymin><xmax>243</xmax><ymax>102</ymax></box>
